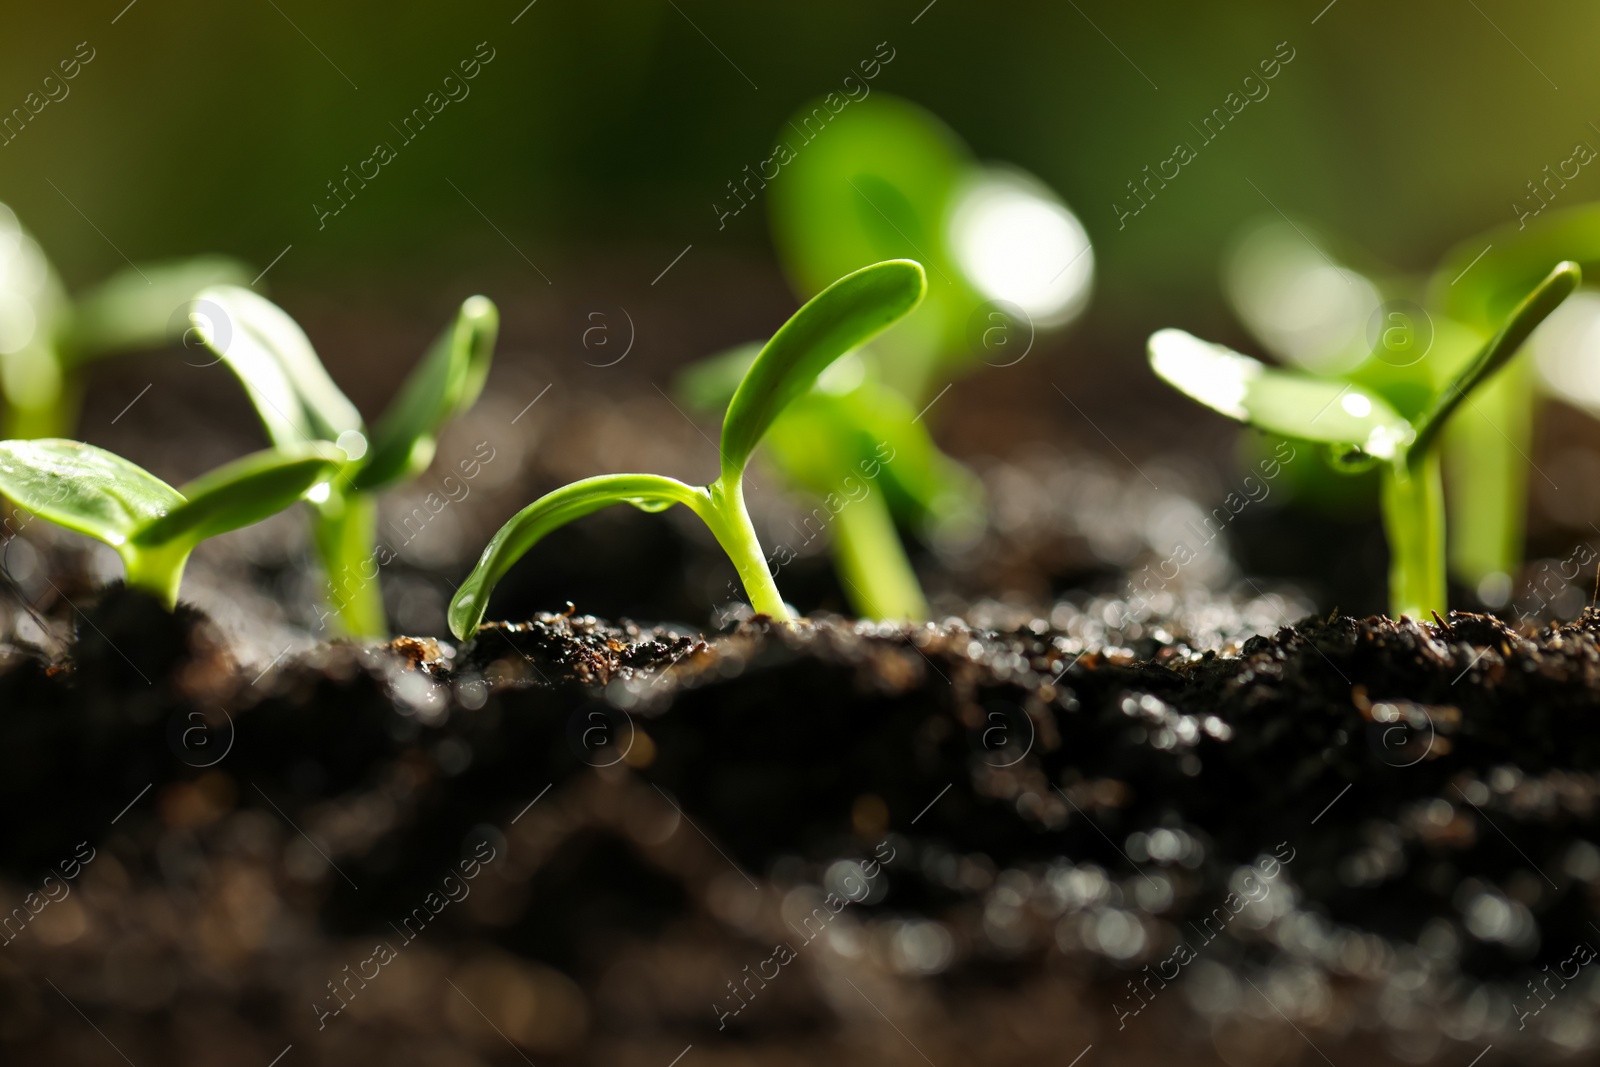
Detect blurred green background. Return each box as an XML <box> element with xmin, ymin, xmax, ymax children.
<box><xmin>4</xmin><ymin>0</ymin><xmax>1598</xmax><ymax>351</ymax></box>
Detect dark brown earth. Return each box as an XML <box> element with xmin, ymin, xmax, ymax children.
<box><xmin>1</xmin><ymin>585</ymin><xmax>1598</xmax><ymax>1066</ymax></box>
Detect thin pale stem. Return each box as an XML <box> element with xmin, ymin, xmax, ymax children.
<box><xmin>121</xmin><ymin>541</ymin><xmax>190</xmax><ymax>609</ymax></box>
<box><xmin>1382</xmin><ymin>452</ymin><xmax>1446</xmax><ymax>619</ymax></box>
<box><xmin>704</xmin><ymin>474</ymin><xmax>792</xmax><ymax>621</ymax></box>
<box><xmin>831</xmin><ymin>487</ymin><xmax>929</xmax><ymax>621</ymax></box>
<box><xmin>313</xmin><ymin>491</ymin><xmax>387</xmax><ymax>638</ymax></box>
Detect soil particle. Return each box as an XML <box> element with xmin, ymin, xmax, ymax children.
<box><xmin>456</xmin><ymin>611</ymin><xmax>706</xmax><ymax>689</ymax></box>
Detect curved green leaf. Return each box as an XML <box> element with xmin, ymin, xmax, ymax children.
<box><xmin>196</xmin><ymin>286</ymin><xmax>363</xmax><ymax>447</ymax></box>
<box><xmin>720</xmin><ymin>259</ymin><xmax>925</xmax><ymax>481</ymax></box>
<box><xmin>1148</xmin><ymin>329</ymin><xmax>1414</xmax><ymax>460</ymax></box>
<box><xmin>771</xmin><ymin>97</ymin><xmax>968</xmax><ymax>302</ymax></box>
<box><xmin>133</xmin><ymin>444</ymin><xmax>342</xmax><ymax>549</ymax></box>
<box><xmin>0</xmin><ymin>438</ymin><xmax>181</xmax><ymax>549</ymax></box>
<box><xmin>447</xmin><ymin>295</ymin><xmax>498</xmax><ymax>417</ymax></box>
<box><xmin>448</xmin><ymin>474</ymin><xmax>709</xmax><ymax>639</ymax></box>
<box><xmin>356</xmin><ymin>295</ymin><xmax>499</xmax><ymax>492</ymax></box>
<box><xmin>64</xmin><ymin>257</ymin><xmax>253</xmax><ymax>364</ymax></box>
<box><xmin>1409</xmin><ymin>260</ymin><xmax>1580</xmax><ymax>461</ymax></box>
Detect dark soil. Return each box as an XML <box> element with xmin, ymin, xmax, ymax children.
<box><xmin>1</xmin><ymin>586</ymin><xmax>1598</xmax><ymax>1066</ymax></box>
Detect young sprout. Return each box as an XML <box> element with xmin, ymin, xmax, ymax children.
<box><xmin>688</xmin><ymin>95</ymin><xmax>1091</xmax><ymax>620</ymax></box>
<box><xmin>1430</xmin><ymin>203</ymin><xmax>1600</xmax><ymax>594</ymax></box>
<box><xmin>0</xmin><ymin>439</ymin><xmax>340</xmax><ymax>607</ymax></box>
<box><xmin>1149</xmin><ymin>260</ymin><xmax>1579</xmax><ymax>619</ymax></box>
<box><xmin>194</xmin><ymin>287</ymin><xmax>497</xmax><ymax>638</ymax></box>
<box><xmin>1225</xmin><ymin>205</ymin><xmax>1600</xmax><ymax>604</ymax></box>
<box><xmin>0</xmin><ymin>202</ymin><xmax>250</xmax><ymax>438</ymax></box>
<box><xmin>677</xmin><ymin>343</ymin><xmax>981</xmax><ymax>621</ymax></box>
<box><xmin>447</xmin><ymin>259</ymin><xmax>927</xmax><ymax>639</ymax></box>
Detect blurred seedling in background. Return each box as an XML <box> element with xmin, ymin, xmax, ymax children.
<box><xmin>770</xmin><ymin>95</ymin><xmax>1093</xmax><ymax>397</ymax></box>
<box><xmin>1226</xmin><ymin>203</ymin><xmax>1600</xmax><ymax>607</ymax></box>
<box><xmin>0</xmin><ymin>202</ymin><xmax>250</xmax><ymax>438</ymax></box>
<box><xmin>195</xmin><ymin>286</ymin><xmax>497</xmax><ymax>638</ymax></box>
<box><xmin>680</xmin><ymin>95</ymin><xmax>1091</xmax><ymax>619</ymax></box>
<box><xmin>0</xmin><ymin>438</ymin><xmax>340</xmax><ymax>608</ymax></box>
<box><xmin>1436</xmin><ymin>205</ymin><xmax>1600</xmax><ymax>599</ymax></box>
<box><xmin>448</xmin><ymin>260</ymin><xmax>926</xmax><ymax>639</ymax></box>
<box><xmin>1152</xmin><ymin>261</ymin><xmax>1579</xmax><ymax>620</ymax></box>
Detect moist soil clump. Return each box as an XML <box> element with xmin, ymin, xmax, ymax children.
<box><xmin>0</xmin><ymin>586</ymin><xmax>1598</xmax><ymax>1065</ymax></box>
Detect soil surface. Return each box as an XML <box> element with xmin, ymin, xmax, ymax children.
<box><xmin>1</xmin><ymin>586</ymin><xmax>1598</xmax><ymax>1066</ymax></box>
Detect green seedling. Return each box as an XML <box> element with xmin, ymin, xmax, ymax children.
<box><xmin>1226</xmin><ymin>204</ymin><xmax>1600</xmax><ymax>602</ymax></box>
<box><xmin>707</xmin><ymin>94</ymin><xmax>1090</xmax><ymax>619</ymax></box>
<box><xmin>1430</xmin><ymin>203</ymin><xmax>1600</xmax><ymax>593</ymax></box>
<box><xmin>0</xmin><ymin>202</ymin><xmax>250</xmax><ymax>438</ymax></box>
<box><xmin>677</xmin><ymin>343</ymin><xmax>981</xmax><ymax>621</ymax></box>
<box><xmin>195</xmin><ymin>286</ymin><xmax>497</xmax><ymax>638</ymax></box>
<box><xmin>448</xmin><ymin>259</ymin><xmax>927</xmax><ymax>640</ymax></box>
<box><xmin>1150</xmin><ymin>260</ymin><xmax>1579</xmax><ymax>619</ymax></box>
<box><xmin>0</xmin><ymin>438</ymin><xmax>340</xmax><ymax>607</ymax></box>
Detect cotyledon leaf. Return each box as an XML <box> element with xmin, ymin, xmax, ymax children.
<box><xmin>720</xmin><ymin>259</ymin><xmax>926</xmax><ymax>481</ymax></box>
<box><xmin>196</xmin><ymin>286</ymin><xmax>364</xmax><ymax>447</ymax></box>
<box><xmin>356</xmin><ymin>295</ymin><xmax>499</xmax><ymax>492</ymax></box>
<box><xmin>770</xmin><ymin>96</ymin><xmax>969</xmax><ymax>304</ymax></box>
<box><xmin>65</xmin><ymin>257</ymin><xmax>253</xmax><ymax>364</ymax></box>
<box><xmin>0</xmin><ymin>438</ymin><xmax>182</xmax><ymax>549</ymax></box>
<box><xmin>133</xmin><ymin>444</ymin><xmax>343</xmax><ymax>549</ymax></box>
<box><xmin>1148</xmin><ymin>328</ymin><xmax>1415</xmax><ymax>460</ymax></box>
<box><xmin>448</xmin><ymin>474</ymin><xmax>710</xmax><ymax>640</ymax></box>
<box><xmin>1409</xmin><ymin>260</ymin><xmax>1580</xmax><ymax>462</ymax></box>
